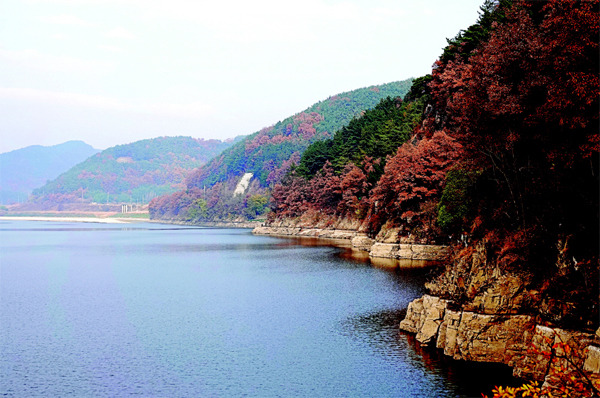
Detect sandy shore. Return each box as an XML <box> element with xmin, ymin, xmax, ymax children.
<box><xmin>0</xmin><ymin>216</ymin><xmax>136</xmax><ymax>224</ymax></box>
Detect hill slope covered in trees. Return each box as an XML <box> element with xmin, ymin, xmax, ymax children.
<box><xmin>30</xmin><ymin>136</ymin><xmax>235</xmax><ymax>208</ymax></box>
<box><xmin>270</xmin><ymin>0</ymin><xmax>598</xmax><ymax>332</ymax></box>
<box><xmin>0</xmin><ymin>141</ymin><xmax>99</xmax><ymax>204</ymax></box>
<box><xmin>149</xmin><ymin>80</ymin><xmax>413</xmax><ymax>222</ymax></box>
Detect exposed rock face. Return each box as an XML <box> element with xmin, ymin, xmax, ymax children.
<box><xmin>374</xmin><ymin>222</ymin><xmax>425</xmax><ymax>244</ymax></box>
<box><xmin>400</xmin><ymin>294</ymin><xmax>600</xmax><ymax>393</ymax></box>
<box><xmin>437</xmin><ymin>309</ymin><xmax>460</xmax><ymax>353</ymax></box>
<box><xmin>375</xmin><ymin>225</ymin><xmax>402</xmax><ymax>243</ymax></box>
<box><xmin>253</xmin><ymin>225</ymin><xmax>450</xmax><ymax>261</ymax></box>
<box><xmin>446</xmin><ymin>312</ymin><xmax>535</xmax><ymax>364</ymax></box>
<box><xmin>584</xmin><ymin>345</ymin><xmax>600</xmax><ymax>373</ymax></box>
<box><xmin>464</xmin><ymin>274</ymin><xmax>530</xmax><ymax>315</ymax></box>
<box><xmin>512</xmin><ymin>325</ymin><xmax>555</xmax><ymax>381</ymax></box>
<box><xmin>399</xmin><ymin>295</ymin><xmax>447</xmax><ymax>344</ymax></box>
<box><xmin>264</xmin><ymin>214</ymin><xmax>362</xmax><ymax>231</ymax></box>
<box><xmin>398</xmin><ymin>296</ymin><xmax>425</xmax><ymax>333</ymax></box>
<box><xmin>417</xmin><ymin>297</ymin><xmax>448</xmax><ymax>344</ymax></box>
<box><xmin>233</xmin><ymin>173</ymin><xmax>253</xmax><ymax>196</ymax></box>
<box><xmin>317</xmin><ymin>229</ymin><xmax>356</xmax><ymax>240</ymax></box>
<box><xmin>252</xmin><ymin>225</ymin><xmax>356</xmax><ymax>240</ymax></box>
<box><xmin>370</xmin><ymin>243</ymin><xmax>450</xmax><ymax>261</ymax></box>
<box><xmin>351</xmin><ymin>234</ymin><xmax>374</xmax><ymax>251</ymax></box>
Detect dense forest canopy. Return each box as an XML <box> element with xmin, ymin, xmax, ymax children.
<box><xmin>184</xmin><ymin>80</ymin><xmax>413</xmax><ymax>190</ymax></box>
<box><xmin>294</xmin><ymin>96</ymin><xmax>425</xmax><ymax>179</ymax></box>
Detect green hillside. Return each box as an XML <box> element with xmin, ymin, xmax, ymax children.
<box><xmin>31</xmin><ymin>136</ymin><xmax>235</xmax><ymax>206</ymax></box>
<box><xmin>295</xmin><ymin>95</ymin><xmax>425</xmax><ymax>179</ymax></box>
<box><xmin>150</xmin><ymin>80</ymin><xmax>413</xmax><ymax>222</ymax></box>
<box><xmin>185</xmin><ymin>80</ymin><xmax>413</xmax><ymax>189</ymax></box>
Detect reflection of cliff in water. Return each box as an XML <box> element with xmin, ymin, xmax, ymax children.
<box><xmin>338</xmin><ymin>247</ymin><xmax>442</xmax><ymax>269</ymax></box>
<box><xmin>343</xmin><ymin>308</ymin><xmax>521</xmax><ymax>398</ymax></box>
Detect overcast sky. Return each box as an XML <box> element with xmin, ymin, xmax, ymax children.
<box><xmin>0</xmin><ymin>0</ymin><xmax>484</xmax><ymax>153</ymax></box>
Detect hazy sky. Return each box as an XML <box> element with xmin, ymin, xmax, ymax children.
<box><xmin>1</xmin><ymin>0</ymin><xmax>484</xmax><ymax>153</ymax></box>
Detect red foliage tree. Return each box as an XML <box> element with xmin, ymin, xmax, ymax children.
<box><xmin>428</xmin><ymin>0</ymin><xmax>598</xmax><ymax>232</ymax></box>
<box><xmin>337</xmin><ymin>163</ymin><xmax>369</xmax><ymax>217</ymax></box>
<box><xmin>424</xmin><ymin>0</ymin><xmax>598</xmax><ymax>326</ymax></box>
<box><xmin>367</xmin><ymin>131</ymin><xmax>463</xmax><ymax>235</ymax></box>
<box><xmin>271</xmin><ymin>174</ymin><xmax>310</xmax><ymax>218</ymax></box>
<box><xmin>307</xmin><ymin>162</ymin><xmax>341</xmax><ymax>213</ymax></box>
<box><xmin>266</xmin><ymin>152</ymin><xmax>301</xmax><ymax>186</ymax></box>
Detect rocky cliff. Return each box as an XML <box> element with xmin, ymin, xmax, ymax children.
<box><xmin>400</xmin><ymin>294</ymin><xmax>600</xmax><ymax>395</ymax></box>
<box><xmin>253</xmin><ymin>222</ymin><xmax>449</xmax><ymax>261</ymax></box>
<box><xmin>254</xmin><ymin>212</ymin><xmax>452</xmax><ymax>261</ymax></box>
<box><xmin>399</xmin><ymin>237</ymin><xmax>599</xmax><ymax>396</ymax></box>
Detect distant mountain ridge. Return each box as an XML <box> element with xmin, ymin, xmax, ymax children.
<box><xmin>29</xmin><ymin>136</ymin><xmax>236</xmax><ymax>207</ymax></box>
<box><xmin>0</xmin><ymin>141</ymin><xmax>99</xmax><ymax>204</ymax></box>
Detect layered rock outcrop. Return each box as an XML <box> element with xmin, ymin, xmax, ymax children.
<box><xmin>253</xmin><ymin>225</ymin><xmax>357</xmax><ymax>240</ymax></box>
<box><xmin>253</xmin><ymin>225</ymin><xmax>450</xmax><ymax>261</ymax></box>
<box><xmin>400</xmin><ymin>294</ymin><xmax>600</xmax><ymax>395</ymax></box>
<box><xmin>254</xmin><ymin>214</ymin><xmax>452</xmax><ymax>261</ymax></box>
<box><xmin>369</xmin><ymin>242</ymin><xmax>450</xmax><ymax>261</ymax></box>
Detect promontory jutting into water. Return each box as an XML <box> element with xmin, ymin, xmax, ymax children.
<box><xmin>0</xmin><ymin>221</ymin><xmax>515</xmax><ymax>397</ymax></box>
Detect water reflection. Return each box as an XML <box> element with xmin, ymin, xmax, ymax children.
<box><xmin>342</xmin><ymin>308</ymin><xmax>409</xmax><ymax>360</ymax></box>
<box><xmin>403</xmin><ymin>332</ymin><xmax>522</xmax><ymax>397</ymax></box>
<box><xmin>281</xmin><ymin>235</ymin><xmax>444</xmax><ymax>271</ymax></box>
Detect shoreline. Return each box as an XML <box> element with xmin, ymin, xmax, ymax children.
<box><xmin>400</xmin><ymin>294</ymin><xmax>600</xmax><ymax>393</ymax></box>
<box><xmin>0</xmin><ymin>216</ymin><xmax>260</xmax><ymax>227</ymax></box>
<box><xmin>253</xmin><ymin>225</ymin><xmax>451</xmax><ymax>262</ymax></box>
<box><xmin>153</xmin><ymin>219</ymin><xmax>261</xmax><ymax>229</ymax></box>
<box><xmin>0</xmin><ymin>216</ymin><xmax>140</xmax><ymax>224</ymax></box>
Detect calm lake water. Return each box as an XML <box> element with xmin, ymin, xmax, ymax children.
<box><xmin>0</xmin><ymin>221</ymin><xmax>514</xmax><ymax>397</ymax></box>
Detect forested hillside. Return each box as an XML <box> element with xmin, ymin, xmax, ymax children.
<box><xmin>270</xmin><ymin>0</ymin><xmax>599</xmax><ymax>333</ymax></box>
<box><xmin>30</xmin><ymin>137</ymin><xmax>235</xmax><ymax>207</ymax></box>
<box><xmin>185</xmin><ymin>80</ymin><xmax>413</xmax><ymax>188</ymax></box>
<box><xmin>0</xmin><ymin>141</ymin><xmax>99</xmax><ymax>204</ymax></box>
<box><xmin>149</xmin><ymin>80</ymin><xmax>413</xmax><ymax>221</ymax></box>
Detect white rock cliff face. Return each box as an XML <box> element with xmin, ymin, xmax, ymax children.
<box><xmin>233</xmin><ymin>173</ymin><xmax>253</xmax><ymax>196</ymax></box>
